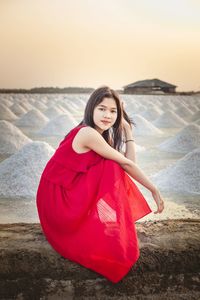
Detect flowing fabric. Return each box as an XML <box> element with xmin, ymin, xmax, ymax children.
<box><xmin>36</xmin><ymin>124</ymin><xmax>152</xmax><ymax>283</ymax></box>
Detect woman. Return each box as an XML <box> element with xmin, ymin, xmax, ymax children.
<box><xmin>36</xmin><ymin>86</ymin><xmax>164</xmax><ymax>283</ymax></box>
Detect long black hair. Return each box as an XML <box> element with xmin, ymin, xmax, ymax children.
<box><xmin>77</xmin><ymin>86</ymin><xmax>135</xmax><ymax>151</ymax></box>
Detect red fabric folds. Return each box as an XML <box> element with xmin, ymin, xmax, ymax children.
<box><xmin>36</xmin><ymin>125</ymin><xmax>152</xmax><ymax>283</ymax></box>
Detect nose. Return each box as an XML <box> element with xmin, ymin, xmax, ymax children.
<box><xmin>103</xmin><ymin>110</ymin><xmax>111</xmax><ymax>118</ymax></box>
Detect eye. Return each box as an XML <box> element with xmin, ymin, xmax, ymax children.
<box><xmin>99</xmin><ymin>107</ymin><xmax>105</xmax><ymax>111</ymax></box>
<box><xmin>111</xmin><ymin>110</ymin><xmax>117</xmax><ymax>114</ymax></box>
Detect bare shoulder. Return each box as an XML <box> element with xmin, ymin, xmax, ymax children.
<box><xmin>73</xmin><ymin>126</ymin><xmax>99</xmax><ymax>147</ymax></box>
<box><xmin>76</xmin><ymin>126</ymin><xmax>131</xmax><ymax>165</ymax></box>
<box><xmin>79</xmin><ymin>126</ymin><xmax>98</xmax><ymax>134</ymax></box>
<box><xmin>79</xmin><ymin>126</ymin><xmax>99</xmax><ymax>136</ymax></box>
<box><xmin>76</xmin><ymin>126</ymin><xmax>101</xmax><ymax>142</ymax></box>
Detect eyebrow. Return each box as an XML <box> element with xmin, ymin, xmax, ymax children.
<box><xmin>98</xmin><ymin>104</ymin><xmax>117</xmax><ymax>110</ymax></box>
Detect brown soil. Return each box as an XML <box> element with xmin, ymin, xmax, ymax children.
<box><xmin>0</xmin><ymin>219</ymin><xmax>199</xmax><ymax>299</ymax></box>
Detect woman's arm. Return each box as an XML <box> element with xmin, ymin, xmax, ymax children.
<box><xmin>77</xmin><ymin>127</ymin><xmax>155</xmax><ymax>192</ymax></box>
<box><xmin>77</xmin><ymin>126</ymin><xmax>164</xmax><ymax>213</ymax></box>
<box><xmin>121</xmin><ymin>160</ymin><xmax>156</xmax><ymax>192</ymax></box>
<box><xmin>123</xmin><ymin>123</ymin><xmax>136</xmax><ymax>163</ymax></box>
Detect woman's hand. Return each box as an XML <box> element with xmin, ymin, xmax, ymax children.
<box><xmin>122</xmin><ymin>117</ymin><xmax>132</xmax><ymax>131</ymax></box>
<box><xmin>151</xmin><ymin>188</ymin><xmax>165</xmax><ymax>214</ymax></box>
<box><xmin>121</xmin><ymin>102</ymin><xmax>132</xmax><ymax>132</ymax></box>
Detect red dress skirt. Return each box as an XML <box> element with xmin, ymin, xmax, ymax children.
<box><xmin>36</xmin><ymin>124</ymin><xmax>152</xmax><ymax>283</ymax></box>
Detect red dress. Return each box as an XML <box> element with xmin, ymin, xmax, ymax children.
<box><xmin>36</xmin><ymin>124</ymin><xmax>152</xmax><ymax>283</ymax></box>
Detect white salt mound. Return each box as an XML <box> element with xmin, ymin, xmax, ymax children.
<box><xmin>76</xmin><ymin>99</ymin><xmax>87</xmax><ymax>108</ymax></box>
<box><xmin>135</xmin><ymin>144</ymin><xmax>145</xmax><ymax>152</ymax></box>
<box><xmin>15</xmin><ymin>109</ymin><xmax>49</xmax><ymax>128</ymax></box>
<box><xmin>195</xmin><ymin>119</ymin><xmax>200</xmax><ymax>125</ymax></box>
<box><xmin>151</xmin><ymin>148</ymin><xmax>200</xmax><ymax>194</ymax></box>
<box><xmin>132</xmin><ymin>114</ymin><xmax>163</xmax><ymax>136</ymax></box>
<box><xmin>0</xmin><ymin>120</ymin><xmax>32</xmax><ymax>155</ymax></box>
<box><xmin>187</xmin><ymin>105</ymin><xmax>199</xmax><ymax>113</ymax></box>
<box><xmin>61</xmin><ymin>102</ymin><xmax>77</xmax><ymax>114</ymax></box>
<box><xmin>0</xmin><ymin>98</ymin><xmax>13</xmax><ymax>107</ymax></box>
<box><xmin>38</xmin><ymin>114</ymin><xmax>78</xmax><ymax>136</ymax></box>
<box><xmin>141</xmin><ymin>107</ymin><xmax>162</xmax><ymax>121</ymax></box>
<box><xmin>175</xmin><ymin>106</ymin><xmax>194</xmax><ymax>121</ymax></box>
<box><xmin>34</xmin><ymin>101</ymin><xmax>47</xmax><ymax>111</ymax></box>
<box><xmin>68</xmin><ymin>101</ymin><xmax>80</xmax><ymax>110</ymax></box>
<box><xmin>126</xmin><ymin>102</ymin><xmax>139</xmax><ymax>114</ymax></box>
<box><xmin>135</xmin><ymin>104</ymin><xmax>147</xmax><ymax>114</ymax></box>
<box><xmin>0</xmin><ymin>103</ymin><xmax>18</xmax><ymax>121</ymax></box>
<box><xmin>158</xmin><ymin>124</ymin><xmax>200</xmax><ymax>154</ymax></box>
<box><xmin>153</xmin><ymin>111</ymin><xmax>187</xmax><ymax>128</ymax></box>
<box><xmin>44</xmin><ymin>106</ymin><xmax>64</xmax><ymax>119</ymax></box>
<box><xmin>55</xmin><ymin>104</ymin><xmax>66</xmax><ymax>113</ymax></box>
<box><xmin>160</xmin><ymin>102</ymin><xmax>176</xmax><ymax>111</ymax></box>
<box><xmin>19</xmin><ymin>101</ymin><xmax>34</xmax><ymax>111</ymax></box>
<box><xmin>10</xmin><ymin>103</ymin><xmax>27</xmax><ymax>116</ymax></box>
<box><xmin>122</xmin><ymin>142</ymin><xmax>145</xmax><ymax>153</ymax></box>
<box><xmin>190</xmin><ymin>111</ymin><xmax>200</xmax><ymax>122</ymax></box>
<box><xmin>0</xmin><ymin>141</ymin><xmax>54</xmax><ymax>198</ymax></box>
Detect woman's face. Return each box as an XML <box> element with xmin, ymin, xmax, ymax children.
<box><xmin>93</xmin><ymin>97</ymin><xmax>118</xmax><ymax>134</ymax></box>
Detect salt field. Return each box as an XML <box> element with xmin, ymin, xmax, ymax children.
<box><xmin>0</xmin><ymin>93</ymin><xmax>200</xmax><ymax>223</ymax></box>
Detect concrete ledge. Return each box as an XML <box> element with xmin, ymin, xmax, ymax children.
<box><xmin>0</xmin><ymin>219</ymin><xmax>200</xmax><ymax>299</ymax></box>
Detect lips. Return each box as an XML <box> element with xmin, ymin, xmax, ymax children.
<box><xmin>101</xmin><ymin>120</ymin><xmax>110</xmax><ymax>125</ymax></box>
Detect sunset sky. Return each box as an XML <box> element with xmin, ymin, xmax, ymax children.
<box><xmin>0</xmin><ymin>0</ymin><xmax>199</xmax><ymax>91</ymax></box>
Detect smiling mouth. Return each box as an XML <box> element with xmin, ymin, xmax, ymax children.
<box><xmin>101</xmin><ymin>121</ymin><xmax>111</xmax><ymax>125</ymax></box>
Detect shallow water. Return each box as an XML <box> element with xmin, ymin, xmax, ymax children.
<box><xmin>0</xmin><ymin>93</ymin><xmax>199</xmax><ymax>223</ymax></box>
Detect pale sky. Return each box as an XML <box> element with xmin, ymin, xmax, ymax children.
<box><xmin>0</xmin><ymin>0</ymin><xmax>200</xmax><ymax>91</ymax></box>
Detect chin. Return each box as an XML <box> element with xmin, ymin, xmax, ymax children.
<box><xmin>101</xmin><ymin>124</ymin><xmax>112</xmax><ymax>130</ymax></box>
<box><xmin>95</xmin><ymin>124</ymin><xmax>111</xmax><ymax>133</ymax></box>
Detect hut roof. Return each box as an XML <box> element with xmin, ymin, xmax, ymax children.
<box><xmin>123</xmin><ymin>79</ymin><xmax>177</xmax><ymax>89</ymax></box>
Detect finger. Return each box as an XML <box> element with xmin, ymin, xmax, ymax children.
<box><xmin>159</xmin><ymin>204</ymin><xmax>164</xmax><ymax>213</ymax></box>
<box><xmin>157</xmin><ymin>203</ymin><xmax>162</xmax><ymax>213</ymax></box>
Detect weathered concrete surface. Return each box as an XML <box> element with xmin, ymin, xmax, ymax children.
<box><xmin>0</xmin><ymin>219</ymin><xmax>200</xmax><ymax>300</ymax></box>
